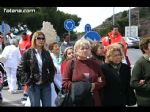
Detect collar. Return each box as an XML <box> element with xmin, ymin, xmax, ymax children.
<box><xmin>143</xmin><ymin>54</ymin><xmax>150</xmax><ymax>62</ymax></box>
<box><xmin>34</xmin><ymin>48</ymin><xmax>42</xmax><ymax>55</ymax></box>
<box><xmin>110</xmin><ymin>63</ymin><xmax>121</xmax><ymax>70</ymax></box>
<box><xmin>63</xmin><ymin>41</ymin><xmax>68</xmax><ymax>45</ymax></box>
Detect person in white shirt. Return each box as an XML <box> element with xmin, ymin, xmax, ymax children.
<box><xmin>0</xmin><ymin>39</ymin><xmax>21</xmax><ymax>93</ymax></box>
<box><xmin>60</xmin><ymin>33</ymin><xmax>73</xmax><ymax>55</ymax></box>
<box><xmin>49</xmin><ymin>42</ymin><xmax>62</xmax><ymax>106</ymax></box>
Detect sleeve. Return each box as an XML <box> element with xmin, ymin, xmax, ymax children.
<box><xmin>130</xmin><ymin>60</ymin><xmax>150</xmax><ymax>92</ymax></box>
<box><xmin>60</xmin><ymin>61</ymin><xmax>65</xmax><ymax>77</ymax></box>
<box><xmin>62</xmin><ymin>60</ymin><xmax>73</xmax><ymax>90</ymax></box>
<box><xmin>126</xmin><ymin>65</ymin><xmax>137</xmax><ymax>106</ymax></box>
<box><xmin>17</xmin><ymin>48</ymin><xmax>22</xmax><ymax>64</ymax></box>
<box><xmin>17</xmin><ymin>50</ymin><xmax>29</xmax><ymax>85</ymax></box>
<box><xmin>1</xmin><ymin>46</ymin><xmax>9</xmax><ymax>60</ymax></box>
<box><xmin>101</xmin><ymin>36</ymin><xmax>110</xmax><ymax>47</ymax></box>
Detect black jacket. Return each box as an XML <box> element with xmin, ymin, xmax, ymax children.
<box><xmin>17</xmin><ymin>48</ymin><xmax>56</xmax><ymax>86</ymax></box>
<box><xmin>101</xmin><ymin>63</ymin><xmax>134</xmax><ymax>106</ymax></box>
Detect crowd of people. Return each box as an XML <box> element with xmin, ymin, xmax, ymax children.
<box><xmin>0</xmin><ymin>25</ymin><xmax>150</xmax><ymax>107</ymax></box>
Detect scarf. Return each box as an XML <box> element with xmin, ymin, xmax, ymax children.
<box><xmin>50</xmin><ymin>52</ymin><xmax>62</xmax><ymax>65</ymax></box>
<box><xmin>110</xmin><ymin>63</ymin><xmax>121</xmax><ymax>76</ymax></box>
<box><xmin>143</xmin><ymin>54</ymin><xmax>150</xmax><ymax>62</ymax></box>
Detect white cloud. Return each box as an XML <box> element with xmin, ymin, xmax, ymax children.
<box><xmin>57</xmin><ymin>7</ymin><xmax>135</xmax><ymax>32</ymax></box>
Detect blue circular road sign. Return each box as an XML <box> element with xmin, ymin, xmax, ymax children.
<box><xmin>84</xmin><ymin>31</ymin><xmax>101</xmax><ymax>42</ymax></box>
<box><xmin>64</xmin><ymin>19</ymin><xmax>75</xmax><ymax>31</ymax></box>
<box><xmin>85</xmin><ymin>24</ymin><xmax>91</xmax><ymax>33</ymax></box>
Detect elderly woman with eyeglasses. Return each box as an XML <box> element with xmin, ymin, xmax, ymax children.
<box><xmin>62</xmin><ymin>39</ymin><xmax>105</xmax><ymax>106</ymax></box>
<box><xmin>17</xmin><ymin>31</ymin><xmax>56</xmax><ymax>107</ymax></box>
<box><xmin>101</xmin><ymin>44</ymin><xmax>136</xmax><ymax>106</ymax></box>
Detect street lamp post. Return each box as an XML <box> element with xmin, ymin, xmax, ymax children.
<box><xmin>113</xmin><ymin>7</ymin><xmax>115</xmax><ymax>25</ymax></box>
<box><xmin>129</xmin><ymin>7</ymin><xmax>131</xmax><ymax>37</ymax></box>
<box><xmin>138</xmin><ymin>8</ymin><xmax>140</xmax><ymax>27</ymax></box>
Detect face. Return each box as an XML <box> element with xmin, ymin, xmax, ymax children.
<box><xmin>0</xmin><ymin>36</ymin><xmax>3</xmax><ymax>43</ymax></box>
<box><xmin>112</xmin><ymin>27</ymin><xmax>118</xmax><ymax>35</ymax></box>
<box><xmin>35</xmin><ymin>34</ymin><xmax>45</xmax><ymax>48</ymax></box>
<box><xmin>96</xmin><ymin>44</ymin><xmax>104</xmax><ymax>56</ymax></box>
<box><xmin>22</xmin><ymin>34</ymin><xmax>27</xmax><ymax>40</ymax></box>
<box><xmin>76</xmin><ymin>44</ymin><xmax>91</xmax><ymax>60</ymax></box>
<box><xmin>144</xmin><ymin>43</ymin><xmax>150</xmax><ymax>56</ymax></box>
<box><xmin>66</xmin><ymin>48</ymin><xmax>74</xmax><ymax>60</ymax></box>
<box><xmin>52</xmin><ymin>43</ymin><xmax>60</xmax><ymax>54</ymax></box>
<box><xmin>64</xmin><ymin>35</ymin><xmax>70</xmax><ymax>42</ymax></box>
<box><xmin>110</xmin><ymin>50</ymin><xmax>122</xmax><ymax>64</ymax></box>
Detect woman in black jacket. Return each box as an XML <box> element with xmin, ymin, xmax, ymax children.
<box><xmin>17</xmin><ymin>31</ymin><xmax>56</xmax><ymax>107</ymax></box>
<box><xmin>101</xmin><ymin>44</ymin><xmax>136</xmax><ymax>106</ymax></box>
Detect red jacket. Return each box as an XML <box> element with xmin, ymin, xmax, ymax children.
<box><xmin>60</xmin><ymin>60</ymin><xmax>67</xmax><ymax>78</ymax></box>
<box><xmin>100</xmin><ymin>32</ymin><xmax>127</xmax><ymax>55</ymax></box>
<box><xmin>62</xmin><ymin>59</ymin><xmax>105</xmax><ymax>106</ymax></box>
<box><xmin>18</xmin><ymin>34</ymin><xmax>31</xmax><ymax>55</ymax></box>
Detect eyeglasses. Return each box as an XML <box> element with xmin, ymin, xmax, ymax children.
<box><xmin>36</xmin><ymin>37</ymin><xmax>45</xmax><ymax>40</ymax></box>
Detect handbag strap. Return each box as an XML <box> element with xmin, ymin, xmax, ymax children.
<box><xmin>70</xmin><ymin>59</ymin><xmax>75</xmax><ymax>81</ymax></box>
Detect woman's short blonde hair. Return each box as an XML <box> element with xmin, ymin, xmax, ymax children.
<box><xmin>31</xmin><ymin>31</ymin><xmax>46</xmax><ymax>49</ymax></box>
<box><xmin>74</xmin><ymin>39</ymin><xmax>91</xmax><ymax>52</ymax></box>
<box><xmin>74</xmin><ymin>39</ymin><xmax>91</xmax><ymax>56</ymax></box>
<box><xmin>105</xmin><ymin>44</ymin><xmax>124</xmax><ymax>64</ymax></box>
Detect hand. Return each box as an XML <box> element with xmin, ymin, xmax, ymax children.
<box><xmin>138</xmin><ymin>80</ymin><xmax>145</xmax><ymax>86</ymax></box>
<box><xmin>90</xmin><ymin>83</ymin><xmax>95</xmax><ymax>92</ymax></box>
<box><xmin>98</xmin><ymin>77</ymin><xmax>102</xmax><ymax>82</ymax></box>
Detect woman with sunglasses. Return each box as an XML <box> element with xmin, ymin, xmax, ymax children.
<box><xmin>17</xmin><ymin>31</ymin><xmax>56</xmax><ymax>107</ymax></box>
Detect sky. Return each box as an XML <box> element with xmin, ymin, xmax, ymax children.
<box><xmin>57</xmin><ymin>7</ymin><xmax>135</xmax><ymax>32</ymax></box>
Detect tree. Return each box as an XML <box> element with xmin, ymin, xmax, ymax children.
<box><xmin>0</xmin><ymin>7</ymin><xmax>81</xmax><ymax>40</ymax></box>
<box><xmin>115</xmin><ymin>18</ymin><xmax>128</xmax><ymax>36</ymax></box>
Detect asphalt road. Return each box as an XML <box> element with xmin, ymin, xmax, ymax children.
<box><xmin>127</xmin><ymin>48</ymin><xmax>142</xmax><ymax>67</ymax></box>
<box><xmin>0</xmin><ymin>86</ymin><xmax>24</xmax><ymax>107</ymax></box>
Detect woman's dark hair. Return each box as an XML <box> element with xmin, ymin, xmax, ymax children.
<box><xmin>91</xmin><ymin>42</ymin><xmax>103</xmax><ymax>57</ymax></box>
<box><xmin>112</xmin><ymin>25</ymin><xmax>119</xmax><ymax>30</ymax></box>
<box><xmin>62</xmin><ymin>33</ymin><xmax>69</xmax><ymax>39</ymax></box>
<box><xmin>22</xmin><ymin>32</ymin><xmax>27</xmax><ymax>36</ymax></box>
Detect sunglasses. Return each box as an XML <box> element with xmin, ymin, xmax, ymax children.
<box><xmin>36</xmin><ymin>37</ymin><xmax>45</xmax><ymax>40</ymax></box>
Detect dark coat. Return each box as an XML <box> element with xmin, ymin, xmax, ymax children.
<box><xmin>101</xmin><ymin>63</ymin><xmax>132</xmax><ymax>106</ymax></box>
<box><xmin>71</xmin><ymin>81</ymin><xmax>93</xmax><ymax>106</ymax></box>
<box><xmin>17</xmin><ymin>48</ymin><xmax>56</xmax><ymax>86</ymax></box>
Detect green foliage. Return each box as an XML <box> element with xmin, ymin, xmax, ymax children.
<box><xmin>115</xmin><ymin>17</ymin><xmax>128</xmax><ymax>36</ymax></box>
<box><xmin>0</xmin><ymin>7</ymin><xmax>81</xmax><ymax>41</ymax></box>
<box><xmin>122</xmin><ymin>11</ymin><xmax>127</xmax><ymax>18</ymax></box>
<box><xmin>98</xmin><ymin>24</ymin><xmax>112</xmax><ymax>36</ymax></box>
<box><xmin>139</xmin><ymin>8</ymin><xmax>145</xmax><ymax>17</ymax></box>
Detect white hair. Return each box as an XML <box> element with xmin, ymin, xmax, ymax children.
<box><xmin>10</xmin><ymin>39</ymin><xmax>18</xmax><ymax>46</ymax></box>
<box><xmin>74</xmin><ymin>39</ymin><xmax>91</xmax><ymax>52</ymax></box>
